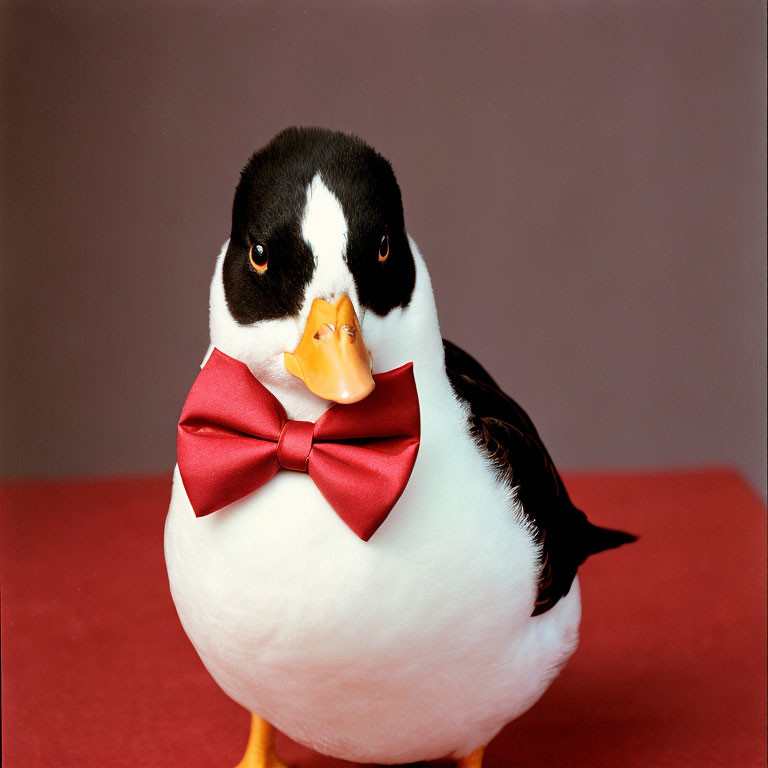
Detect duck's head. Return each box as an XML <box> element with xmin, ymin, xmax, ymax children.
<box><xmin>208</xmin><ymin>127</ymin><xmax>442</xmax><ymax>419</ymax></box>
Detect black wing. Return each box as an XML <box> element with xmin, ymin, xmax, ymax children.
<box><xmin>443</xmin><ymin>339</ymin><xmax>636</xmax><ymax>616</ymax></box>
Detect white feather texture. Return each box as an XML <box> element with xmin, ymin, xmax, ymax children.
<box><xmin>166</xmin><ymin>186</ymin><xmax>581</xmax><ymax>762</ymax></box>
<box><xmin>300</xmin><ymin>174</ymin><xmax>351</xmax><ymax>300</ymax></box>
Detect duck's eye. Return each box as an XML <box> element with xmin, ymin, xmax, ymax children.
<box><xmin>249</xmin><ymin>241</ymin><xmax>268</xmax><ymax>273</ymax></box>
<box><xmin>378</xmin><ymin>234</ymin><xmax>389</xmax><ymax>263</ymax></box>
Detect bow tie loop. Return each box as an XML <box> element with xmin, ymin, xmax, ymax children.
<box><xmin>276</xmin><ymin>420</ymin><xmax>314</xmax><ymax>472</ymax></box>
<box><xmin>177</xmin><ymin>349</ymin><xmax>420</xmax><ymax>541</ymax></box>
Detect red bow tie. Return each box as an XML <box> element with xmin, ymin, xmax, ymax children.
<box><xmin>177</xmin><ymin>349</ymin><xmax>420</xmax><ymax>541</ymax></box>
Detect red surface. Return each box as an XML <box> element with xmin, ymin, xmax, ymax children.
<box><xmin>1</xmin><ymin>469</ymin><xmax>765</xmax><ymax>767</ymax></box>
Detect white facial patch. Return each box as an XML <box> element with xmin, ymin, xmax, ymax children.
<box><xmin>301</xmin><ymin>174</ymin><xmax>351</xmax><ymax>302</ymax></box>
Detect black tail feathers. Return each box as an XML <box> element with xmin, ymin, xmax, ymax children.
<box><xmin>582</xmin><ymin>521</ymin><xmax>638</xmax><ymax>557</ymax></box>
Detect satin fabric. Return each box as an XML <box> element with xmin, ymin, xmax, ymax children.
<box><xmin>177</xmin><ymin>349</ymin><xmax>420</xmax><ymax>541</ymax></box>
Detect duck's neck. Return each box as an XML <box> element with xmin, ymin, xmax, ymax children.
<box><xmin>263</xmin><ymin>374</ymin><xmax>335</xmax><ymax>422</ymax></box>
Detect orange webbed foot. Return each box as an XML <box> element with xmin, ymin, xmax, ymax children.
<box><xmin>456</xmin><ymin>746</ymin><xmax>485</xmax><ymax>768</ymax></box>
<box><xmin>234</xmin><ymin>714</ymin><xmax>291</xmax><ymax>768</ymax></box>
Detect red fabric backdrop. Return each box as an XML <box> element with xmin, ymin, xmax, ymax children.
<box><xmin>1</xmin><ymin>469</ymin><xmax>766</xmax><ymax>766</ymax></box>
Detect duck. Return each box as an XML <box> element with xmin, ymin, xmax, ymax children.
<box><xmin>164</xmin><ymin>126</ymin><xmax>635</xmax><ymax>768</ymax></box>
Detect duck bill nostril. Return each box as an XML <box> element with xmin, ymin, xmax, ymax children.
<box><xmin>284</xmin><ymin>295</ymin><xmax>375</xmax><ymax>404</ymax></box>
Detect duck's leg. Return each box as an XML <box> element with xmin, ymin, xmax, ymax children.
<box><xmin>456</xmin><ymin>746</ymin><xmax>485</xmax><ymax>768</ymax></box>
<box><xmin>234</xmin><ymin>713</ymin><xmax>290</xmax><ymax>768</ymax></box>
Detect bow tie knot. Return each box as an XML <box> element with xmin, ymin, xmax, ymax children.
<box><xmin>277</xmin><ymin>420</ymin><xmax>314</xmax><ymax>472</ymax></box>
<box><xmin>177</xmin><ymin>349</ymin><xmax>420</xmax><ymax>541</ymax></box>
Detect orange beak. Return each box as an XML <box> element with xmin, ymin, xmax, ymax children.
<box><xmin>284</xmin><ymin>295</ymin><xmax>375</xmax><ymax>404</ymax></box>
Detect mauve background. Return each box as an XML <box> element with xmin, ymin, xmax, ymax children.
<box><xmin>1</xmin><ymin>0</ymin><xmax>765</xmax><ymax>491</ymax></box>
